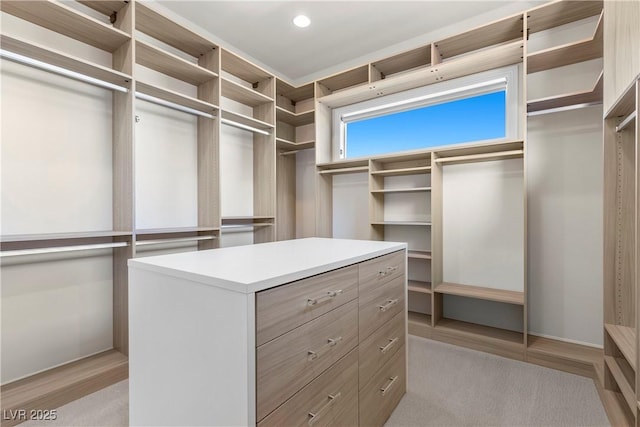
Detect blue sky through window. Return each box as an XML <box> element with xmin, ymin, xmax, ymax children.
<box><xmin>345</xmin><ymin>91</ymin><xmax>506</xmax><ymax>158</ymax></box>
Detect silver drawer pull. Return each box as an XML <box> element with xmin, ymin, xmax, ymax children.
<box><xmin>379</xmin><ymin>337</ymin><xmax>399</xmax><ymax>354</ymax></box>
<box><xmin>308</xmin><ymin>392</ymin><xmax>341</xmax><ymax>426</ymax></box>
<box><xmin>377</xmin><ymin>266</ymin><xmax>398</xmax><ymax>277</ymax></box>
<box><xmin>307</xmin><ymin>336</ymin><xmax>343</xmax><ymax>361</ymax></box>
<box><xmin>380</xmin><ymin>376</ymin><xmax>398</xmax><ymax>396</ymax></box>
<box><xmin>378</xmin><ymin>299</ymin><xmax>399</xmax><ymax>312</ymax></box>
<box><xmin>307</xmin><ymin>289</ymin><xmax>343</xmax><ymax>306</ymax></box>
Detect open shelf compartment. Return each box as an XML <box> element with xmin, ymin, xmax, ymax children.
<box><xmin>136</xmin><ymin>40</ymin><xmax>217</xmax><ymax>85</ymax></box>
<box><xmin>527</xmin><ymin>1</ymin><xmax>603</xmax><ymax>34</ymax></box>
<box><xmin>434</xmin><ymin>282</ymin><xmax>524</xmax><ymax>305</ymax></box>
<box><xmin>605</xmin><ymin>324</ymin><xmax>636</xmax><ymax>371</ymax></box>
<box><xmin>370</xmin><ymin>45</ymin><xmax>431</xmax><ymax>80</ymax></box>
<box><xmin>528</xmin><ymin>71</ymin><xmax>603</xmax><ymax>113</ymax></box>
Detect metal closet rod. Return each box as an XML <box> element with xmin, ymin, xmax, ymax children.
<box><xmin>527</xmin><ymin>101</ymin><xmax>601</xmax><ymax>117</ymax></box>
<box><xmin>135</xmin><ymin>235</ymin><xmax>216</xmax><ymax>246</ymax></box>
<box><xmin>220</xmin><ymin>118</ymin><xmax>270</xmax><ymax>136</ymax></box>
<box><xmin>0</xmin><ymin>242</ymin><xmax>129</xmax><ymax>258</ymax></box>
<box><xmin>135</xmin><ymin>92</ymin><xmax>214</xmax><ymax>119</ymax></box>
<box><xmin>616</xmin><ymin>111</ymin><xmax>636</xmax><ymax>133</ymax></box>
<box><xmin>0</xmin><ymin>49</ymin><xmax>129</xmax><ymax>93</ymax></box>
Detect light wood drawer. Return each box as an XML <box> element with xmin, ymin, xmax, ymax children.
<box><xmin>258</xmin><ymin>348</ymin><xmax>359</xmax><ymax>427</ymax></box>
<box><xmin>359</xmin><ymin>311</ymin><xmax>405</xmax><ymax>389</ymax></box>
<box><xmin>359</xmin><ymin>276</ymin><xmax>405</xmax><ymax>341</ymax></box>
<box><xmin>257</xmin><ymin>300</ymin><xmax>359</xmax><ymax>421</ymax></box>
<box><xmin>358</xmin><ymin>250</ymin><xmax>405</xmax><ymax>293</ymax></box>
<box><xmin>256</xmin><ymin>265</ymin><xmax>358</xmax><ymax>346</ymax></box>
<box><xmin>359</xmin><ymin>344</ymin><xmax>406</xmax><ymax>427</ymax></box>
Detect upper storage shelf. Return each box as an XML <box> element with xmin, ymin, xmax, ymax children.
<box><xmin>527</xmin><ymin>10</ymin><xmax>603</xmax><ymax>74</ymax></box>
<box><xmin>435</xmin><ymin>141</ymin><xmax>524</xmax><ymax>165</ymax></box>
<box><xmin>135</xmin><ymin>2</ymin><xmax>217</xmax><ymax>58</ymax></box>
<box><xmin>528</xmin><ymin>70</ymin><xmax>603</xmax><ymax>113</ymax></box>
<box><xmin>527</xmin><ymin>0</ymin><xmax>603</xmax><ymax>34</ymax></box>
<box><xmin>135</xmin><ymin>40</ymin><xmax>218</xmax><ymax>85</ymax></box>
<box><xmin>77</xmin><ymin>1</ymin><xmax>128</xmax><ymax>16</ymax></box>
<box><xmin>370</xmin><ymin>45</ymin><xmax>431</xmax><ymax>80</ymax></box>
<box><xmin>433</xmin><ymin>13</ymin><xmax>523</xmax><ymax>61</ymax></box>
<box><xmin>0</xmin><ymin>0</ymin><xmax>131</xmax><ymax>52</ymax></box>
<box><xmin>316</xmin><ymin>65</ymin><xmax>369</xmax><ymax>97</ymax></box>
<box><xmin>222</xmin><ymin>49</ymin><xmax>272</xmax><ymax>85</ymax></box>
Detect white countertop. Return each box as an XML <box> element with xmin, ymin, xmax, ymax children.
<box><xmin>128</xmin><ymin>238</ymin><xmax>406</xmax><ymax>294</ymax></box>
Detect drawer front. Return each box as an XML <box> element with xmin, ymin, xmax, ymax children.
<box><xmin>358</xmin><ymin>250</ymin><xmax>405</xmax><ymax>293</ymax></box>
<box><xmin>256</xmin><ymin>265</ymin><xmax>358</xmax><ymax>346</ymax></box>
<box><xmin>257</xmin><ymin>300</ymin><xmax>359</xmax><ymax>421</ymax></box>
<box><xmin>359</xmin><ymin>344</ymin><xmax>406</xmax><ymax>427</ymax></box>
<box><xmin>359</xmin><ymin>276</ymin><xmax>405</xmax><ymax>341</ymax></box>
<box><xmin>359</xmin><ymin>311</ymin><xmax>405</xmax><ymax>389</ymax></box>
<box><xmin>258</xmin><ymin>349</ymin><xmax>358</xmax><ymax>427</ymax></box>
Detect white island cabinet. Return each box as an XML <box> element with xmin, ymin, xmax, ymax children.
<box><xmin>128</xmin><ymin>237</ymin><xmax>407</xmax><ymax>427</ymax></box>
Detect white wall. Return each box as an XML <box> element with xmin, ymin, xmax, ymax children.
<box><xmin>295</xmin><ymin>149</ymin><xmax>316</xmax><ymax>238</ymax></box>
<box><xmin>332</xmin><ymin>172</ymin><xmax>369</xmax><ymax>239</ymax></box>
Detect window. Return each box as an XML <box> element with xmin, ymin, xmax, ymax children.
<box><xmin>332</xmin><ymin>66</ymin><xmax>520</xmax><ymax>160</ymax></box>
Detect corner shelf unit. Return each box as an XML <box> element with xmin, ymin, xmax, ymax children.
<box><xmin>603</xmin><ymin>76</ymin><xmax>639</xmax><ymax>425</ymax></box>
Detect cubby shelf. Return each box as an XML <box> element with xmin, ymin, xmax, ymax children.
<box><xmin>370</xmin><ymin>166</ymin><xmax>432</xmax><ymax>177</ymax></box>
<box><xmin>135</xmin><ymin>2</ymin><xmax>217</xmax><ymax>58</ymax></box>
<box><xmin>408</xmin><ymin>280</ymin><xmax>432</xmax><ymax>294</ymax></box>
<box><xmin>605</xmin><ymin>324</ymin><xmax>636</xmax><ymax>370</ymax></box>
<box><xmin>0</xmin><ymin>350</ymin><xmax>128</xmax><ymax>423</ymax></box>
<box><xmin>0</xmin><ymin>35</ymin><xmax>132</xmax><ymax>89</ymax></box>
<box><xmin>221</xmin><ymin>78</ymin><xmax>273</xmax><ymax>107</ymax></box>
<box><xmin>527</xmin><ymin>71</ymin><xmax>603</xmax><ymax>113</ymax></box>
<box><xmin>434</xmin><ymin>282</ymin><xmax>525</xmax><ymax>305</ymax></box>
<box><xmin>527</xmin><ymin>11</ymin><xmax>603</xmax><ymax>74</ymax></box>
<box><xmin>136</xmin><ymin>81</ymin><xmax>219</xmax><ymax>115</ymax></box>
<box><xmin>275</xmin><ymin>106</ymin><xmax>314</xmax><ymax>127</ymax></box>
<box><xmin>604</xmin><ymin>356</ymin><xmax>636</xmax><ymax>413</ymax></box>
<box><xmin>371</xmin><ymin>45</ymin><xmax>431</xmax><ymax>79</ymax></box>
<box><xmin>317</xmin><ymin>65</ymin><xmax>369</xmax><ymax>95</ymax></box>
<box><xmin>371</xmin><ymin>187</ymin><xmax>431</xmax><ymax>194</ymax></box>
<box><xmin>136</xmin><ymin>40</ymin><xmax>218</xmax><ymax>85</ymax></box>
<box><xmin>0</xmin><ymin>0</ymin><xmax>131</xmax><ymax>52</ymax></box>
<box><xmin>221</xmin><ymin>109</ymin><xmax>274</xmax><ymax>131</ymax></box>
<box><xmin>276</xmin><ymin>138</ymin><xmax>315</xmax><ymax>151</ymax></box>
<box><xmin>408</xmin><ymin>250</ymin><xmax>432</xmax><ymax>260</ymax></box>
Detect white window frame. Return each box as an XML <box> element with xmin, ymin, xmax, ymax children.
<box><xmin>332</xmin><ymin>65</ymin><xmax>521</xmax><ymax>161</ymax></box>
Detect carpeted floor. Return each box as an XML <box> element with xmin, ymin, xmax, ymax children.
<box><xmin>21</xmin><ymin>336</ymin><xmax>609</xmax><ymax>427</ymax></box>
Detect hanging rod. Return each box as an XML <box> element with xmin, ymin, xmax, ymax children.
<box><xmin>0</xmin><ymin>49</ymin><xmax>129</xmax><ymax>93</ymax></box>
<box><xmin>220</xmin><ymin>224</ymin><xmax>273</xmax><ymax>233</ymax></box>
<box><xmin>135</xmin><ymin>92</ymin><xmax>215</xmax><ymax>119</ymax></box>
<box><xmin>279</xmin><ymin>150</ymin><xmax>301</xmax><ymax>156</ymax></box>
<box><xmin>0</xmin><ymin>242</ymin><xmax>128</xmax><ymax>258</ymax></box>
<box><xmin>135</xmin><ymin>236</ymin><xmax>216</xmax><ymax>246</ymax></box>
<box><xmin>220</xmin><ymin>118</ymin><xmax>270</xmax><ymax>135</ymax></box>
<box><xmin>616</xmin><ymin>111</ymin><xmax>637</xmax><ymax>133</ymax></box>
<box><xmin>527</xmin><ymin>102</ymin><xmax>601</xmax><ymax>117</ymax></box>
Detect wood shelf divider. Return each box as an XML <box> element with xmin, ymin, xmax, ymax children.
<box><xmin>408</xmin><ymin>280</ymin><xmax>432</xmax><ymax>294</ymax></box>
<box><xmin>434</xmin><ymin>282</ymin><xmax>524</xmax><ymax>305</ymax></box>
<box><xmin>604</xmin><ymin>324</ymin><xmax>637</xmax><ymax>370</ymax></box>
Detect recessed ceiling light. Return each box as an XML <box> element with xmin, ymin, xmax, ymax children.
<box><xmin>293</xmin><ymin>15</ymin><xmax>310</xmax><ymax>28</ymax></box>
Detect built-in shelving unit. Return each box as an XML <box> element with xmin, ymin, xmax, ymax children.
<box><xmin>528</xmin><ymin>71</ymin><xmax>603</xmax><ymax>114</ymax></box>
<box><xmin>602</xmin><ymin>75</ymin><xmax>639</xmax><ymax>425</ymax></box>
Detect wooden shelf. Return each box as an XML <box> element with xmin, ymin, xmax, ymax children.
<box><xmin>408</xmin><ymin>250</ymin><xmax>432</xmax><ymax>260</ymax></box>
<box><xmin>434</xmin><ymin>13</ymin><xmax>523</xmax><ymax>60</ymax></box>
<box><xmin>527</xmin><ymin>1</ymin><xmax>603</xmax><ymax>34</ymax></box>
<box><xmin>605</xmin><ymin>77</ymin><xmax>638</xmax><ymax>119</ymax></box>
<box><xmin>136</xmin><ymin>40</ymin><xmax>217</xmax><ymax>85</ymax></box>
<box><xmin>0</xmin><ymin>35</ymin><xmax>132</xmax><ymax>88</ymax></box>
<box><xmin>371</xmin><ymin>45</ymin><xmax>431</xmax><ymax>78</ymax></box>
<box><xmin>221</xmin><ymin>109</ymin><xmax>274</xmax><ymax>131</ymax></box>
<box><xmin>1</xmin><ymin>231</ymin><xmax>132</xmax><ymax>251</ymax></box>
<box><xmin>276</xmin><ymin>106</ymin><xmax>314</xmax><ymax>127</ymax></box>
<box><xmin>527</xmin><ymin>336</ymin><xmax>602</xmax><ymax>365</ymax></box>
<box><xmin>135</xmin><ymin>2</ymin><xmax>217</xmax><ymax>58</ymax></box>
<box><xmin>434</xmin><ymin>141</ymin><xmax>524</xmax><ymax>165</ymax></box>
<box><xmin>371</xmin><ymin>187</ymin><xmax>431</xmax><ymax>194</ymax></box>
<box><xmin>136</xmin><ymin>81</ymin><xmax>218</xmax><ymax>115</ymax></box>
<box><xmin>276</xmin><ymin>138</ymin><xmax>315</xmax><ymax>152</ymax></box>
<box><xmin>527</xmin><ymin>11</ymin><xmax>603</xmax><ymax>74</ymax></box>
<box><xmin>317</xmin><ymin>65</ymin><xmax>369</xmax><ymax>94</ymax></box>
<box><xmin>221</xmin><ymin>78</ymin><xmax>273</xmax><ymax>107</ymax></box>
<box><xmin>605</xmin><ymin>356</ymin><xmax>636</xmax><ymax>414</ymax></box>
<box><xmin>435</xmin><ymin>318</ymin><xmax>524</xmax><ymax>348</ymax></box>
<box><xmin>371</xmin><ymin>221</ymin><xmax>432</xmax><ymax>226</ymax></box>
<box><xmin>371</xmin><ymin>166</ymin><xmax>431</xmax><ymax>177</ymax></box>
<box><xmin>0</xmin><ymin>0</ymin><xmax>131</xmax><ymax>52</ymax></box>
<box><xmin>0</xmin><ymin>350</ymin><xmax>128</xmax><ymax>425</ymax></box>
<box><xmin>408</xmin><ymin>280</ymin><xmax>432</xmax><ymax>294</ymax></box>
<box><xmin>434</xmin><ymin>282</ymin><xmax>524</xmax><ymax>305</ymax></box>
<box><xmin>221</xmin><ymin>49</ymin><xmax>272</xmax><ymax>84</ymax></box>
<box><xmin>221</xmin><ymin>216</ymin><xmax>274</xmax><ymax>226</ymax></box>
<box><xmin>136</xmin><ymin>227</ymin><xmax>219</xmax><ymax>241</ymax></box>
<box><xmin>605</xmin><ymin>324</ymin><xmax>636</xmax><ymax>370</ymax></box>
<box><xmin>318</xmin><ymin>166</ymin><xmax>369</xmax><ymax>175</ymax></box>
<box><xmin>527</xmin><ymin>71</ymin><xmax>603</xmax><ymax>113</ymax></box>
<box><xmin>276</xmin><ymin>79</ymin><xmax>314</xmax><ymax>103</ymax></box>
<box><xmin>77</xmin><ymin>1</ymin><xmax>128</xmax><ymax>16</ymax></box>
<box><xmin>408</xmin><ymin>311</ymin><xmax>432</xmax><ymax>338</ymax></box>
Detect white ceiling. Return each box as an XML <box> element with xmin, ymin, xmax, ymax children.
<box><xmin>156</xmin><ymin>1</ymin><xmax>546</xmax><ymax>85</ymax></box>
